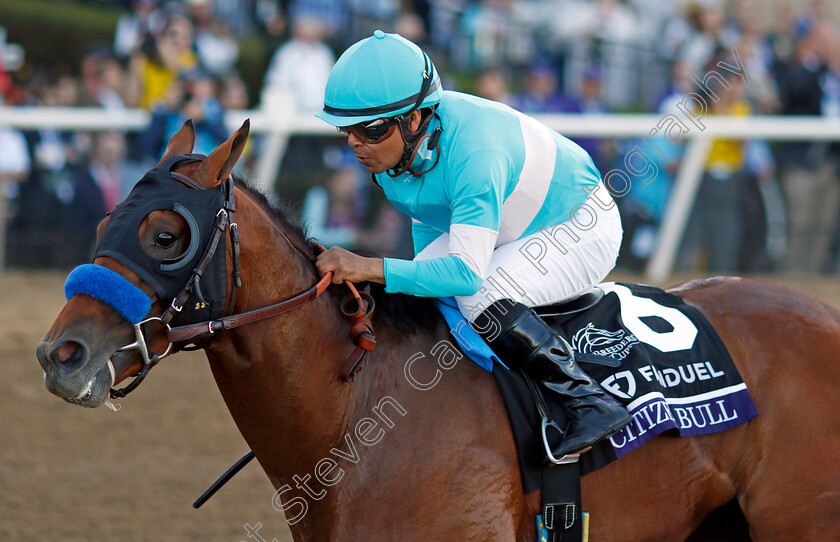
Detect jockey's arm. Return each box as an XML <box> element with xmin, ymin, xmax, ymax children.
<box><xmin>383</xmin><ymin>149</ymin><xmax>505</xmax><ymax>297</ymax></box>
<box><xmin>314</xmin><ymin>219</ymin><xmax>487</xmax><ymax>293</ymax></box>
<box><xmin>316</xmin><ymin>150</ymin><xmax>506</xmax><ymax>295</ymax></box>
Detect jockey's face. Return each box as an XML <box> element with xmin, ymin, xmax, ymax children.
<box><xmin>343</xmin><ymin>110</ymin><xmax>421</xmax><ymax>174</ymax></box>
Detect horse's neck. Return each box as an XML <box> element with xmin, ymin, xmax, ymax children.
<box><xmin>202</xmin><ymin>209</ymin><xmax>436</xmax><ymax>482</ymax></box>
<box><xmin>204</xmin><ymin>293</ymin><xmax>448</xmax><ymax>520</ymax></box>
<box><xmin>206</xmin><ymin>290</ymin><xmax>509</xmax><ymax>538</ymax></box>
<box><xmin>203</xmin><ymin>222</ymin><xmax>355</xmax><ymax>472</ymax></box>
<box><xmin>204</xmin><ymin>301</ymin><xmax>358</xmax><ymax>467</ymax></box>
<box><xmin>202</xmin><ymin>206</ymin><xmax>513</xmax><ymax>537</ymax></box>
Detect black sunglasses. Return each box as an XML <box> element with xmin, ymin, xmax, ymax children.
<box><xmin>337</xmin><ymin>117</ymin><xmax>401</xmax><ymax>144</ymax></box>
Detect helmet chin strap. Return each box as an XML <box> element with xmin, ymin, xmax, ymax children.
<box><xmin>387</xmin><ymin>110</ymin><xmax>442</xmax><ymax>178</ymax></box>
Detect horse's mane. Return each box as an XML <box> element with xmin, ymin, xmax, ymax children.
<box><xmin>235</xmin><ymin>177</ymin><xmax>443</xmax><ymax>336</ymax></box>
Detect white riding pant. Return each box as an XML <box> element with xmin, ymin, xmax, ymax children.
<box><xmin>416</xmin><ymin>187</ymin><xmax>622</xmax><ymax>323</ymax></box>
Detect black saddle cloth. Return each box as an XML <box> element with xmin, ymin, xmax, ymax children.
<box><xmin>494</xmin><ymin>282</ymin><xmax>758</xmax><ymax>493</ymax></box>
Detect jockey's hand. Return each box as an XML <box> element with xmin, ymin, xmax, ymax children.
<box><xmin>316</xmin><ymin>247</ymin><xmax>385</xmax><ymax>285</ymax></box>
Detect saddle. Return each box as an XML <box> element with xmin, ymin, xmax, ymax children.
<box><xmin>534</xmin><ymin>288</ymin><xmax>604</xmax><ymax>319</ymax></box>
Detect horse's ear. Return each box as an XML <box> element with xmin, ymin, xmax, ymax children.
<box><xmin>197</xmin><ymin>119</ymin><xmax>250</xmax><ymax>187</ymax></box>
<box><xmin>159</xmin><ymin>120</ymin><xmax>196</xmax><ymax>164</ymax></box>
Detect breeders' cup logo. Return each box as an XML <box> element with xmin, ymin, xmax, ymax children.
<box><xmin>572</xmin><ymin>323</ymin><xmax>640</xmax><ymax>361</ymax></box>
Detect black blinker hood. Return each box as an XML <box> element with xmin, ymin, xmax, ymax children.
<box><xmin>94</xmin><ymin>153</ymin><xmax>228</xmax><ymax>323</ymax></box>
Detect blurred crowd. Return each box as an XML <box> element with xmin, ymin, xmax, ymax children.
<box><xmin>1</xmin><ymin>0</ymin><xmax>839</xmax><ymax>275</ymax></box>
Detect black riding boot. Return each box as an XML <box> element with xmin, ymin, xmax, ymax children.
<box><xmin>477</xmin><ymin>299</ymin><xmax>631</xmax><ymax>457</ymax></box>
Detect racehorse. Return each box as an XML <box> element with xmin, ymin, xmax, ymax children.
<box><xmin>37</xmin><ymin>121</ymin><xmax>840</xmax><ymax>541</ymax></box>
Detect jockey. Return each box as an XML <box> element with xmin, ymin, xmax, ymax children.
<box><xmin>314</xmin><ymin>31</ymin><xmax>630</xmax><ymax>457</ymax></box>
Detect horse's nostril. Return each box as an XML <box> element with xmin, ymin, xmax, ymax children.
<box><xmin>49</xmin><ymin>340</ymin><xmax>89</xmax><ymax>376</ymax></box>
<box><xmin>57</xmin><ymin>342</ymin><xmax>79</xmax><ymax>363</ymax></box>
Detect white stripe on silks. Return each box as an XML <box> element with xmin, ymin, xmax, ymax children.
<box><xmin>496</xmin><ymin>113</ymin><xmax>556</xmax><ymax>245</ymax></box>
<box><xmin>414</xmin><ymin>232</ymin><xmax>449</xmax><ymax>261</ymax></box>
<box><xmin>449</xmin><ymin>223</ymin><xmax>498</xmax><ymax>279</ymax></box>
<box><xmin>413</xmin><ymin>218</ymin><xmax>445</xmax><ymax>232</ymax></box>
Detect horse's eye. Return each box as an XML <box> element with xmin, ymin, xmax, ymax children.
<box><xmin>155</xmin><ymin>232</ymin><xmax>177</xmax><ymax>249</ymax></box>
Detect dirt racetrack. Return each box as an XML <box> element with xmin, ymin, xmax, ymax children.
<box><xmin>1</xmin><ymin>271</ymin><xmax>294</xmax><ymax>542</ymax></box>
<box><xmin>2</xmin><ymin>270</ymin><xmax>839</xmax><ymax>541</ymax></box>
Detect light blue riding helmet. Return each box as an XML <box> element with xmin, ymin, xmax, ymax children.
<box><xmin>316</xmin><ymin>30</ymin><xmax>443</xmax><ymax>127</ymax></box>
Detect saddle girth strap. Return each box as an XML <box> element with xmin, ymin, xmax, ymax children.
<box><xmin>542</xmin><ymin>461</ymin><xmax>585</xmax><ymax>542</ymax></box>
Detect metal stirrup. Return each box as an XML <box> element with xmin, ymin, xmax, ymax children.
<box><xmin>522</xmin><ymin>371</ymin><xmax>580</xmax><ymax>465</ymax></box>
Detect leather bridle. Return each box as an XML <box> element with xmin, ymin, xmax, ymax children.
<box><xmin>108</xmin><ymin>174</ymin><xmax>376</xmax><ymax>399</ymax></box>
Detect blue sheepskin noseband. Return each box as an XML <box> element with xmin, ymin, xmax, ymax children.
<box><xmin>65</xmin><ymin>264</ymin><xmax>152</xmax><ymax>324</ymax></box>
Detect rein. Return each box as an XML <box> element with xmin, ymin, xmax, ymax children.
<box><xmin>165</xmin><ymin>267</ymin><xmax>377</xmax><ymax>381</ymax></box>
<box><xmin>109</xmin><ymin>175</ymin><xmax>376</xmax><ymax>399</ymax></box>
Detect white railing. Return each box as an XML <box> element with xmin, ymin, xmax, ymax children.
<box><xmin>2</xmin><ymin>103</ymin><xmax>839</xmax><ymax>281</ymax></box>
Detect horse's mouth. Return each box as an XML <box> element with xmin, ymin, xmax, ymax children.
<box><xmin>45</xmin><ymin>358</ymin><xmax>116</xmax><ymax>408</ymax></box>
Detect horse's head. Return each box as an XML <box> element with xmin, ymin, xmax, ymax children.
<box><xmin>36</xmin><ymin>119</ymin><xmax>250</xmax><ymax>407</ymax></box>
